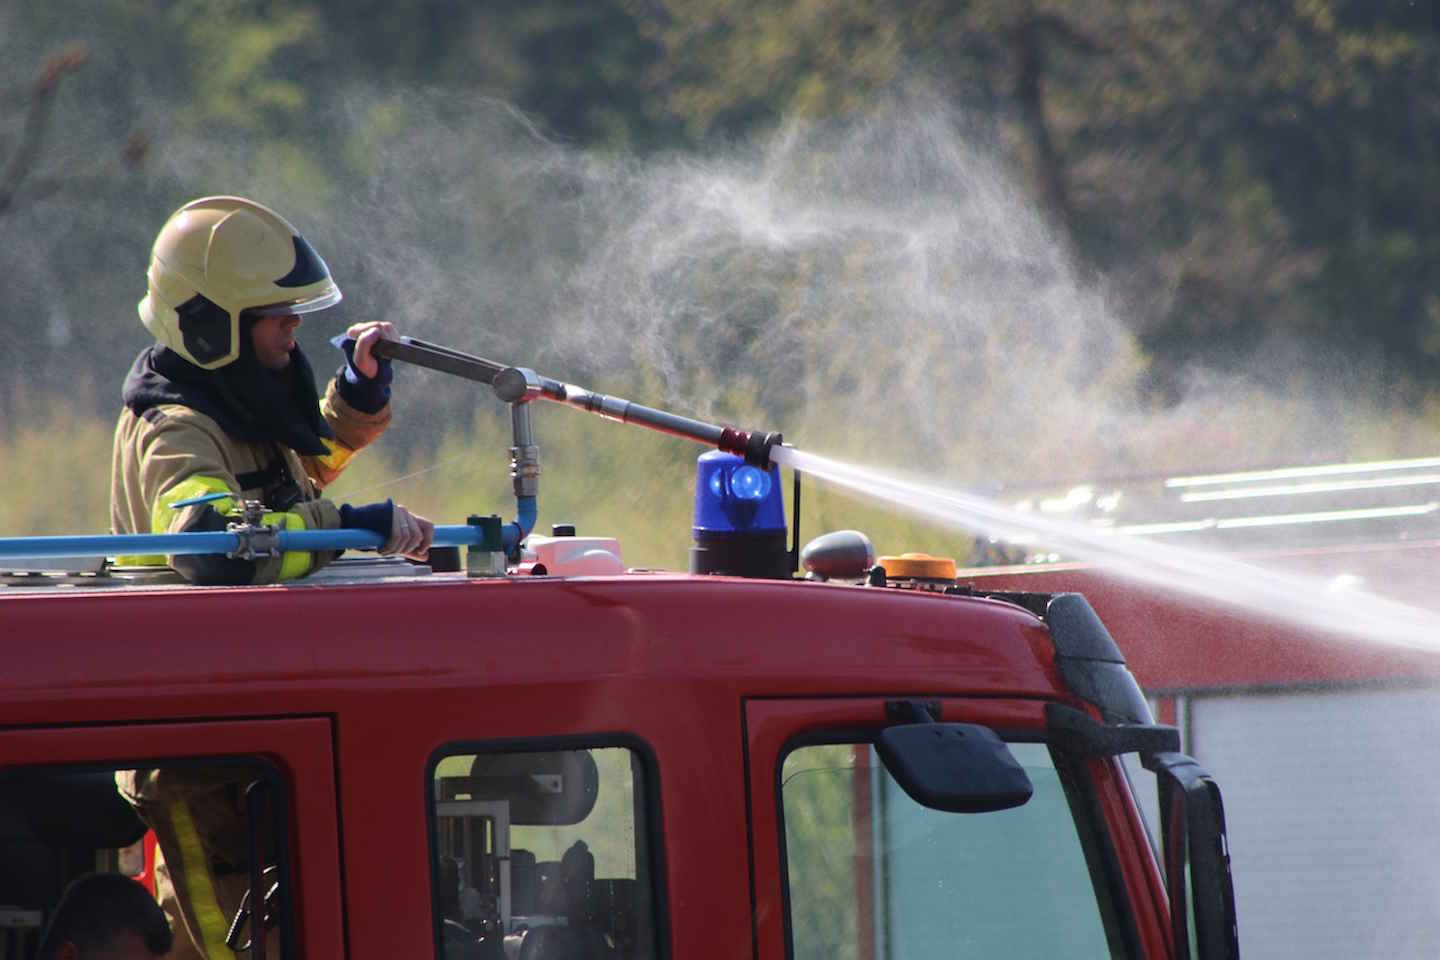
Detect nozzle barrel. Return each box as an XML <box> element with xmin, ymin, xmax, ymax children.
<box><xmin>376</xmin><ymin>336</ymin><xmax>783</xmax><ymax>466</ymax></box>
<box><xmin>546</xmin><ymin>384</ymin><xmax>782</xmax><ymax>467</ymax></box>
<box><xmin>546</xmin><ymin>381</ymin><xmax>724</xmax><ymax>444</ymax></box>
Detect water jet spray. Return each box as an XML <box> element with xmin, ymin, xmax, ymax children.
<box><xmin>769</xmin><ymin>445</ymin><xmax>1440</xmax><ymax>653</ymax></box>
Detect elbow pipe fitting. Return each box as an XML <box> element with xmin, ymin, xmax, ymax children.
<box><xmin>492</xmin><ymin>366</ymin><xmax>546</xmax><ymax>405</ymax></box>
<box><xmin>501</xmin><ymin>495</ymin><xmax>538</xmax><ymax>555</ymax></box>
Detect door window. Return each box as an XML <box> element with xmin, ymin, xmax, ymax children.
<box><xmin>0</xmin><ymin>717</ymin><xmax>343</xmax><ymax>960</ymax></box>
<box><xmin>781</xmin><ymin>741</ymin><xmax>1111</xmax><ymax>959</ymax></box>
<box><xmin>429</xmin><ymin>742</ymin><xmax>661</xmax><ymax>960</ymax></box>
<box><xmin>1</xmin><ymin>759</ymin><xmax>294</xmax><ymax>960</ymax></box>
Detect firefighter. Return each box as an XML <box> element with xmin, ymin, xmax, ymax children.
<box><xmin>111</xmin><ymin>196</ymin><xmax>432</xmax><ymax>959</ymax></box>
<box><xmin>111</xmin><ymin>195</ymin><xmax>433</xmax><ymax>583</ymax></box>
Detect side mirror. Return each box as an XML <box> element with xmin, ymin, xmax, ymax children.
<box><xmin>875</xmin><ymin>722</ymin><xmax>1033</xmax><ymax>814</ymax></box>
<box><xmin>1143</xmin><ymin>752</ymin><xmax>1240</xmax><ymax>959</ymax></box>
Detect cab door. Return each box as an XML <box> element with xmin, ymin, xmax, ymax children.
<box><xmin>746</xmin><ymin>697</ymin><xmax>1162</xmax><ymax>959</ymax></box>
<box><xmin>0</xmin><ymin>717</ymin><xmax>345</xmax><ymax>958</ymax></box>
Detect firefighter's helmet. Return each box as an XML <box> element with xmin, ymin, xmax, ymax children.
<box><xmin>138</xmin><ymin>196</ymin><xmax>342</xmax><ymax>369</ymax></box>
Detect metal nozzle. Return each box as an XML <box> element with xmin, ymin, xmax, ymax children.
<box><xmin>510</xmin><ymin>402</ymin><xmax>540</xmax><ymax>498</ymax></box>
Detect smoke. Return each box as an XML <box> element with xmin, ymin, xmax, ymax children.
<box><xmin>2</xmin><ymin>74</ymin><xmax>1429</xmax><ymax>487</ymax></box>
<box><xmin>279</xmin><ymin>86</ymin><xmax>1423</xmax><ymax>488</ymax></box>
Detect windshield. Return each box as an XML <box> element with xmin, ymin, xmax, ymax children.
<box><xmin>781</xmin><ymin>741</ymin><xmax>1113</xmax><ymax>958</ymax></box>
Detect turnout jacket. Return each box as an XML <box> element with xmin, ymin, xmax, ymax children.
<box><xmin>111</xmin><ymin>346</ymin><xmax>390</xmax><ymax>584</ymax></box>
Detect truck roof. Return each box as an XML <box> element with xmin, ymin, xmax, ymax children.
<box><xmin>0</xmin><ymin>563</ymin><xmax>1069</xmax><ymax>727</ymax></box>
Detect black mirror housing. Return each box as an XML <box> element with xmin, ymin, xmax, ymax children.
<box><xmin>462</xmin><ymin>750</ymin><xmax>600</xmax><ymax>825</ymax></box>
<box><xmin>875</xmin><ymin>722</ymin><xmax>1034</xmax><ymax>814</ymax></box>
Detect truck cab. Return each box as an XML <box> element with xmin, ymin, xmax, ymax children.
<box><xmin>0</xmin><ymin>550</ymin><xmax>1236</xmax><ymax>958</ymax></box>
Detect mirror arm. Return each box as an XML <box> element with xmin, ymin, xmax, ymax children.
<box><xmin>1046</xmin><ymin>702</ymin><xmax>1180</xmax><ymax>757</ymax></box>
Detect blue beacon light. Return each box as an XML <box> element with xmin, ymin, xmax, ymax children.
<box><xmin>690</xmin><ymin>450</ymin><xmax>791</xmax><ymax>578</ymax></box>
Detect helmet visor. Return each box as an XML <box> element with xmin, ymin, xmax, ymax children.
<box><xmin>245</xmin><ymin>286</ymin><xmax>343</xmax><ymax>318</ymax></box>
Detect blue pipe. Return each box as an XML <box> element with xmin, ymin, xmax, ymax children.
<box><xmin>0</xmin><ymin>525</ymin><xmax>498</xmax><ymax>562</ymax></box>
<box><xmin>502</xmin><ymin>495</ymin><xmax>538</xmax><ymax>553</ymax></box>
<box><xmin>1</xmin><ymin>493</ymin><xmax>542</xmax><ymax>563</ymax></box>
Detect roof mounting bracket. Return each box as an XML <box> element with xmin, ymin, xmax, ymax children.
<box><xmin>1046</xmin><ymin>702</ymin><xmax>1180</xmax><ymax>757</ymax></box>
<box><xmin>885</xmin><ymin>699</ymin><xmax>941</xmax><ymax>725</ymax></box>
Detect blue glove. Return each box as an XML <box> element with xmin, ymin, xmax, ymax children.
<box><xmin>330</xmin><ymin>334</ymin><xmax>393</xmax><ymax>414</ymax></box>
<box><xmin>340</xmin><ymin>499</ymin><xmax>394</xmax><ymax>537</ymax></box>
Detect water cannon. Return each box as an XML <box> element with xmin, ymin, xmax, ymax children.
<box><xmin>375</xmin><ymin>337</ymin><xmax>784</xmax><ymax>469</ymax></box>
<box><xmin>373</xmin><ymin>337</ymin><xmax>796</xmax><ymax>577</ymax></box>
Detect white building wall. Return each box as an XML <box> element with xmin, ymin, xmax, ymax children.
<box><xmin>1190</xmin><ymin>686</ymin><xmax>1440</xmax><ymax>959</ymax></box>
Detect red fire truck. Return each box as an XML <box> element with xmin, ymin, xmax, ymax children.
<box><xmin>0</xmin><ymin>545</ymin><xmax>1238</xmax><ymax>960</ymax></box>
<box><xmin>0</xmin><ymin>341</ymin><xmax>1238</xmax><ymax>959</ymax></box>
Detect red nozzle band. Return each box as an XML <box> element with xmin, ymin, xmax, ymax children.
<box><xmin>718</xmin><ymin>427</ymin><xmax>783</xmax><ymax>468</ymax></box>
<box><xmin>718</xmin><ymin>427</ymin><xmax>750</xmax><ymax>457</ymax></box>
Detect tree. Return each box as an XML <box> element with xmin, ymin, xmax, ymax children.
<box><xmin>0</xmin><ymin>43</ymin><xmax>146</xmax><ymax>216</ymax></box>
<box><xmin>646</xmin><ymin>0</ymin><xmax>1440</xmax><ymax>398</ymax></box>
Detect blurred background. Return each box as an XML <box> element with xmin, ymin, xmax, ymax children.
<box><xmin>2</xmin><ymin>0</ymin><xmax>1436</xmax><ymax>565</ymax></box>
<box><xmin>5</xmin><ymin>3</ymin><xmax>1440</xmax><ymax>956</ymax></box>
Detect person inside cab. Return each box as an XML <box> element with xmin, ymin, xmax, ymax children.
<box><xmin>37</xmin><ymin>873</ymin><xmax>173</xmax><ymax>960</ymax></box>
<box><xmin>110</xmin><ymin>195</ymin><xmax>432</xmax><ymax>583</ymax></box>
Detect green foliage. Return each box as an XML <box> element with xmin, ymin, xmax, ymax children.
<box><xmin>0</xmin><ymin>407</ymin><xmax>113</xmax><ymax>537</ymax></box>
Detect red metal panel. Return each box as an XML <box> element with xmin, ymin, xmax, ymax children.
<box><xmin>1154</xmin><ymin>696</ymin><xmax>1178</xmax><ymax>726</ymax></box>
<box><xmin>0</xmin><ymin>717</ymin><xmax>344</xmax><ymax>959</ymax></box>
<box><xmin>334</xmin><ymin>679</ymin><xmax>754</xmax><ymax>960</ymax></box>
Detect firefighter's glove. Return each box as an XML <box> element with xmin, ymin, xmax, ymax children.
<box><xmin>340</xmin><ymin>498</ymin><xmax>433</xmax><ymax>560</ymax></box>
<box><xmin>331</xmin><ymin>325</ymin><xmax>395</xmax><ymax>414</ymax></box>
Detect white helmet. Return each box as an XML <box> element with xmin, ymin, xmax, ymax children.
<box><xmin>138</xmin><ymin>196</ymin><xmax>342</xmax><ymax>369</ymax></box>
